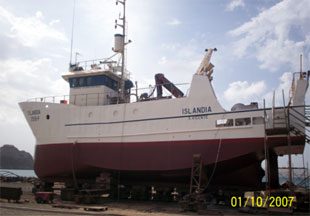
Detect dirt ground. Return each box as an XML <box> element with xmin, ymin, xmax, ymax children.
<box><xmin>0</xmin><ymin>192</ymin><xmax>215</xmax><ymax>216</ymax></box>
<box><xmin>1</xmin><ymin>182</ymin><xmax>309</xmax><ymax>216</ymax></box>
<box><xmin>0</xmin><ymin>182</ymin><xmax>234</xmax><ymax>216</ymax></box>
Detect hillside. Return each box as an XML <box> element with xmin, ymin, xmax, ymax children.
<box><xmin>0</xmin><ymin>144</ymin><xmax>33</xmax><ymax>169</ymax></box>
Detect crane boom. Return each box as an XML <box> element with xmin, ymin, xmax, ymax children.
<box><xmin>196</xmin><ymin>48</ymin><xmax>217</xmax><ymax>80</ymax></box>
<box><xmin>155</xmin><ymin>73</ymin><xmax>184</xmax><ymax>98</ymax></box>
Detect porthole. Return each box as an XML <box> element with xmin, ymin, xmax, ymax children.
<box><xmin>46</xmin><ymin>115</ymin><xmax>50</xmax><ymax>120</ymax></box>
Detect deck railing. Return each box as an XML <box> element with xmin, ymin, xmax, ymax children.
<box><xmin>26</xmin><ymin>83</ymin><xmax>190</xmax><ymax>106</ymax></box>
<box><xmin>70</xmin><ymin>54</ymin><xmax>131</xmax><ymax>80</ymax></box>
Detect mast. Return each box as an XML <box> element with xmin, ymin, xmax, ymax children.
<box><xmin>115</xmin><ymin>0</ymin><xmax>130</xmax><ymax>102</ymax></box>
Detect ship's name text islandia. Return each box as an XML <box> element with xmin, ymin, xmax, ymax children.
<box><xmin>182</xmin><ymin>106</ymin><xmax>212</xmax><ymax>115</ymax></box>
<box><xmin>27</xmin><ymin>109</ymin><xmax>41</xmax><ymax>122</ymax></box>
<box><xmin>182</xmin><ymin>106</ymin><xmax>212</xmax><ymax>120</ymax></box>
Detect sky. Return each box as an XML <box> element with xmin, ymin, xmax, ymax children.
<box><xmin>0</xmin><ymin>0</ymin><xmax>309</xmax><ymax>170</ymax></box>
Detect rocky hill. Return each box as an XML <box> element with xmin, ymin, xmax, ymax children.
<box><xmin>0</xmin><ymin>145</ymin><xmax>33</xmax><ymax>169</ymax></box>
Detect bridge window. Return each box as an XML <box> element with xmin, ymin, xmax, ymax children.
<box><xmin>235</xmin><ymin>117</ymin><xmax>251</xmax><ymax>126</ymax></box>
<box><xmin>253</xmin><ymin>117</ymin><xmax>264</xmax><ymax>125</ymax></box>
<box><xmin>87</xmin><ymin>77</ymin><xmax>92</xmax><ymax>86</ymax></box>
<box><xmin>79</xmin><ymin>77</ymin><xmax>84</xmax><ymax>86</ymax></box>
<box><xmin>107</xmin><ymin>79</ymin><xmax>112</xmax><ymax>88</ymax></box>
<box><xmin>216</xmin><ymin>119</ymin><xmax>233</xmax><ymax>127</ymax></box>
<box><xmin>113</xmin><ymin>81</ymin><xmax>118</xmax><ymax>89</ymax></box>
<box><xmin>72</xmin><ymin>78</ymin><xmax>77</xmax><ymax>87</ymax></box>
<box><xmin>69</xmin><ymin>75</ymin><xmax>119</xmax><ymax>91</ymax></box>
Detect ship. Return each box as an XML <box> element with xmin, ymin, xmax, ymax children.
<box><xmin>19</xmin><ymin>0</ymin><xmax>309</xmax><ymax>193</ymax></box>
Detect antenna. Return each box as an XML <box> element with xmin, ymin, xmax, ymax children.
<box><xmin>300</xmin><ymin>54</ymin><xmax>303</xmax><ymax>79</ymax></box>
<box><xmin>69</xmin><ymin>0</ymin><xmax>76</xmax><ymax>66</ymax></box>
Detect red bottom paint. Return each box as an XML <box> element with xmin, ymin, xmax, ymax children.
<box><xmin>34</xmin><ymin>136</ymin><xmax>304</xmax><ymax>190</ymax></box>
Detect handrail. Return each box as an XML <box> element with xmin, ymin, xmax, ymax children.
<box><xmin>291</xmin><ymin>122</ymin><xmax>310</xmax><ymax>135</ymax></box>
<box><xmin>287</xmin><ymin>105</ymin><xmax>310</xmax><ymax>144</ymax></box>
<box><xmin>296</xmin><ymin>175</ymin><xmax>310</xmax><ymax>188</ymax></box>
<box><xmin>289</xmin><ymin>112</ymin><xmax>307</xmax><ymax>125</ymax></box>
<box><xmin>290</xmin><ymin>106</ymin><xmax>310</xmax><ymax>122</ymax></box>
<box><xmin>25</xmin><ymin>83</ymin><xmax>190</xmax><ymax>106</ymax></box>
<box><xmin>71</xmin><ymin>53</ymin><xmax>120</xmax><ymax>72</ymax></box>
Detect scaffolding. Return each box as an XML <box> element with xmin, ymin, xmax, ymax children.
<box><xmin>263</xmin><ymin>91</ymin><xmax>310</xmax><ymax>194</ymax></box>
<box><xmin>190</xmin><ymin>154</ymin><xmax>203</xmax><ymax>194</ymax></box>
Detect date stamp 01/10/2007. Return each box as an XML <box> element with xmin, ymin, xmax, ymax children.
<box><xmin>231</xmin><ymin>196</ymin><xmax>295</xmax><ymax>208</ymax></box>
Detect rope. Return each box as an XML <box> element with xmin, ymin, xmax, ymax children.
<box><xmin>204</xmin><ymin>138</ymin><xmax>222</xmax><ymax>190</ymax></box>
<box><xmin>203</xmin><ymin>116</ymin><xmax>224</xmax><ymax>190</ymax></box>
